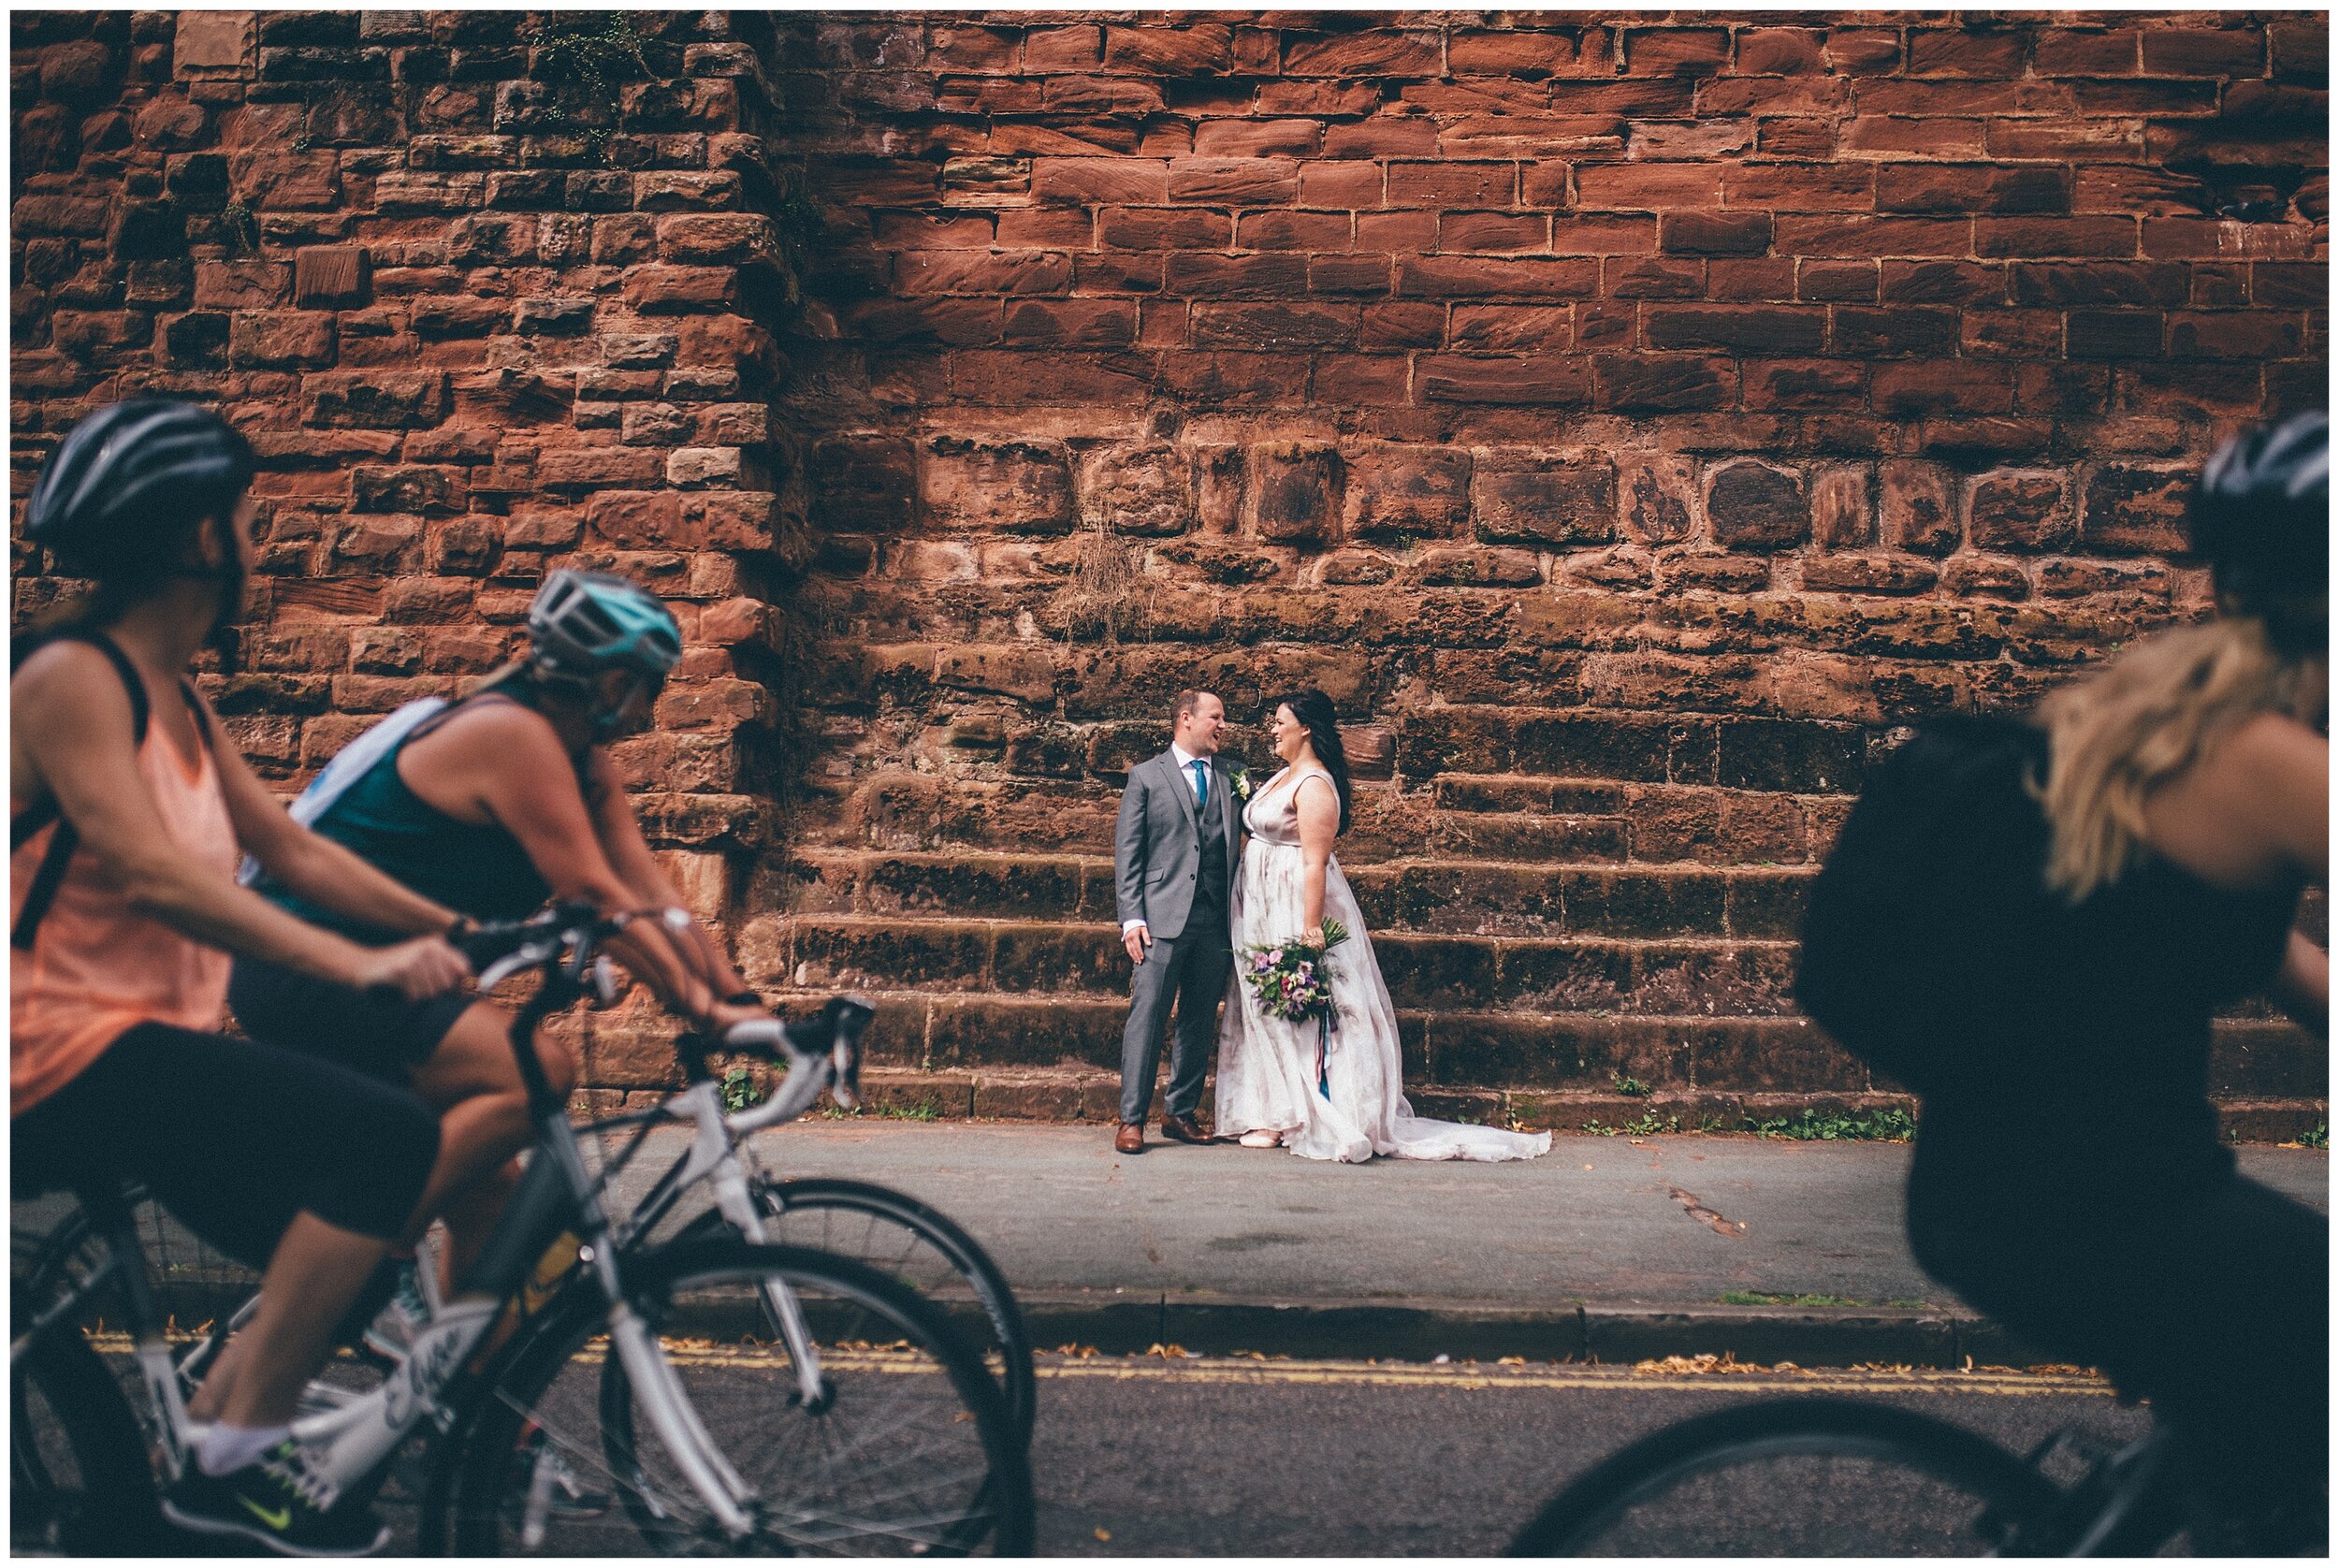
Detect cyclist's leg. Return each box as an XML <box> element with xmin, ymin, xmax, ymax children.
<box><xmin>403</xmin><ymin>999</ymin><xmax>579</xmax><ymax>1282</ymax></box>
<box><xmin>2121</xmin><ymin>1176</ymin><xmax>2326</xmax><ymax>1538</ymax></box>
<box><xmin>1912</xmin><ymin>1170</ymin><xmax>2326</xmax><ymax>1543</ymax></box>
<box><xmin>231</xmin><ymin>955</ymin><xmax>568</xmax><ymax>1283</ymax></box>
<box><xmin>14</xmin><ymin>1023</ymin><xmax>439</xmax><ymax>1427</ymax></box>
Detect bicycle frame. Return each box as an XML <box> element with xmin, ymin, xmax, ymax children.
<box><xmin>13</xmin><ymin>916</ymin><xmax>775</xmax><ymax>1541</ymax></box>
<box><xmin>570</xmin><ymin>1015</ymin><xmax>865</xmax><ymax>1410</ymax></box>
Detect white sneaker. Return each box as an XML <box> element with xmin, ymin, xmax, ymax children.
<box><xmin>360</xmin><ymin>1260</ymin><xmax>433</xmax><ymax>1362</ymax></box>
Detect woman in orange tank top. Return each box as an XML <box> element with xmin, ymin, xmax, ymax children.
<box><xmin>11</xmin><ymin>400</ymin><xmax>474</xmax><ymax>1554</ymax></box>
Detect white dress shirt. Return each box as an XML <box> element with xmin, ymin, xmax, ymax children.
<box><xmin>1126</xmin><ymin>746</ymin><xmax>1213</xmax><ymax>936</ymax></box>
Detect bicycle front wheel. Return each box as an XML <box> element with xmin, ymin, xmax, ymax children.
<box><xmin>751</xmin><ymin>1177</ymin><xmax>1036</xmax><ymax>1445</ymax></box>
<box><xmin>445</xmin><ymin>1240</ymin><xmax>1034</xmax><ymax>1556</ymax></box>
<box><xmin>1506</xmin><ymin>1397</ymin><xmax>2064</xmax><ymax>1556</ymax></box>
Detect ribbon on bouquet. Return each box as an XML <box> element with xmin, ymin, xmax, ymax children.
<box><xmin>1315</xmin><ymin>1008</ymin><xmax>1337</xmax><ymax>1098</ymax></box>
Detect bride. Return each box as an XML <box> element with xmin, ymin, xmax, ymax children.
<box><xmin>1214</xmin><ymin>690</ymin><xmax>1553</xmax><ymax>1164</ymax></box>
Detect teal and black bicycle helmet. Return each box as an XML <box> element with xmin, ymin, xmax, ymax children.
<box><xmin>526</xmin><ymin>569</ymin><xmax>683</xmax><ymax>739</ymax></box>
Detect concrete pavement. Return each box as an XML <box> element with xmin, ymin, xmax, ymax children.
<box><xmin>718</xmin><ymin>1122</ymin><xmax>2327</xmax><ymax>1364</ymax></box>
<box><xmin>16</xmin><ymin>1124</ymin><xmax>2324</xmax><ymax>1366</ymax></box>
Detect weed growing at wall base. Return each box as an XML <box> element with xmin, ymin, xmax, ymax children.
<box><xmin>1747</xmin><ymin>1109</ymin><xmax>1918</xmax><ymax>1142</ymax></box>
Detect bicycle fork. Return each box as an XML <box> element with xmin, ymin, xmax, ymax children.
<box><xmin>547</xmin><ymin>1121</ymin><xmax>762</xmax><ymax>1541</ymax></box>
<box><xmin>640</xmin><ymin>1085</ymin><xmax>830</xmax><ymax>1415</ymax></box>
<box><xmin>707</xmin><ymin>1154</ymin><xmax>830</xmax><ymax>1414</ymax></box>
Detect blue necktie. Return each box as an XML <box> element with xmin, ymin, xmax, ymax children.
<box><xmin>1190</xmin><ymin>759</ymin><xmax>1208</xmax><ymax>808</ymax></box>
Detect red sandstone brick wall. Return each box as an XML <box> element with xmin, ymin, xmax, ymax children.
<box><xmin>10</xmin><ymin>10</ymin><xmax>795</xmax><ymax>937</ymax></box>
<box><xmin>765</xmin><ymin>12</ymin><xmax>2326</xmax><ymax>1125</ymax></box>
<box><xmin>11</xmin><ymin>12</ymin><xmax>2329</xmax><ymax>1123</ymax></box>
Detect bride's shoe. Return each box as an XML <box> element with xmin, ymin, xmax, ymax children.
<box><xmin>1238</xmin><ymin>1129</ymin><xmax>1281</xmax><ymax>1149</ymax></box>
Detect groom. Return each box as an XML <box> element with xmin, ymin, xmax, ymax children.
<box><xmin>1111</xmin><ymin>689</ymin><xmax>1242</xmax><ymax>1155</ymax></box>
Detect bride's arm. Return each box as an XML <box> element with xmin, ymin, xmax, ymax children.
<box><xmin>1293</xmin><ymin>775</ymin><xmax>1340</xmax><ymax>936</ymax></box>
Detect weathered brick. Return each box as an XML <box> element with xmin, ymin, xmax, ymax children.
<box><xmin>922</xmin><ymin>438</ymin><xmax>1074</xmax><ymax>532</ymax></box>
<box><xmin>1705</xmin><ymin>460</ymin><xmax>1809</xmax><ymax>551</ymax></box>
<box><xmin>1418</xmin><ymin>355</ymin><xmax>1591</xmax><ymax>406</ymax></box>
<box><xmin>1967</xmin><ymin>470</ymin><xmax>2074</xmax><ymax>553</ymax></box>
<box><xmin>1242</xmin><ymin>442</ymin><xmax>1341</xmax><ymax>544</ymax></box>
<box><xmin>1473</xmin><ymin>454</ymin><xmax>1617</xmax><ymax>546</ymax></box>
<box><xmin>2079</xmin><ymin>463</ymin><xmax>2192</xmax><ymax>556</ymax></box>
<box><xmin>1333</xmin><ymin>443</ymin><xmax>1467</xmax><ymax>540</ymax></box>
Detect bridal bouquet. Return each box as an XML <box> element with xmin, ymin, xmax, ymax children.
<box><xmin>1240</xmin><ymin>920</ymin><xmax>1350</xmax><ymax>1096</ymax></box>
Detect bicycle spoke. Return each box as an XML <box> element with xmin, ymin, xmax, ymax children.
<box><xmin>453</xmin><ymin>1245</ymin><xmax>1026</xmax><ymax>1556</ymax></box>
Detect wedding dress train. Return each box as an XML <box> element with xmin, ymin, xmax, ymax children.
<box><xmin>1213</xmin><ymin>765</ymin><xmax>1553</xmax><ymax>1165</ymax></box>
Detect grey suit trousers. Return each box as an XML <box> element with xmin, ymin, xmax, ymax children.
<box><xmin>1119</xmin><ymin>912</ymin><xmax>1231</xmax><ymax>1126</ymax></box>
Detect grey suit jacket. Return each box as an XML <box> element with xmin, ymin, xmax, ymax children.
<box><xmin>1113</xmin><ymin>750</ymin><xmax>1242</xmax><ymax>941</ymax></box>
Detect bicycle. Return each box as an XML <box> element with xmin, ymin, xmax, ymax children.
<box><xmin>18</xmin><ymin>912</ymin><xmax>1039</xmax><ymax>1456</ymax></box>
<box><xmin>13</xmin><ymin>907</ymin><xmax>1036</xmax><ymax>1556</ymax></box>
<box><xmin>572</xmin><ymin>942</ymin><xmax>1035</xmax><ymax>1445</ymax></box>
<box><xmin>1504</xmin><ymin>1391</ymin><xmax>2316</xmax><ymax>1555</ymax></box>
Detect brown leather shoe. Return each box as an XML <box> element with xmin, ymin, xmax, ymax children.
<box><xmin>1159</xmin><ymin>1112</ymin><xmax>1209</xmax><ymax>1146</ymax></box>
<box><xmin>1114</xmin><ymin>1122</ymin><xmax>1143</xmax><ymax>1154</ymax></box>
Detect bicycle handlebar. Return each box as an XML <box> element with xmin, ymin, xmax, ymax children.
<box><xmin>458</xmin><ymin>903</ymin><xmax>874</xmax><ymax>1126</ymax></box>
<box><xmin>706</xmin><ymin>996</ymin><xmax>876</xmax><ymax>1133</ymax></box>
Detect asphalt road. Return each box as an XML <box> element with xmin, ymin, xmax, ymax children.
<box><xmin>1021</xmin><ymin>1355</ymin><xmax>2146</xmax><ymax>1556</ymax></box>
<box><xmin>18</xmin><ymin>1346</ymin><xmax>2174</xmax><ymax>1557</ymax></box>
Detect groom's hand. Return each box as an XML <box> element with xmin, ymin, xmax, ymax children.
<box><xmin>1122</xmin><ymin>922</ymin><xmax>1151</xmax><ymax>964</ymax></box>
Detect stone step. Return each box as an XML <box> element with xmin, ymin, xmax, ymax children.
<box><xmin>822</xmin><ymin>688</ymin><xmax>1885</xmax><ymax>796</ymax></box>
<box><xmin>575</xmin><ymin>1065</ymin><xmax>2327</xmax><ymax>1146</ymax></box>
<box><xmin>808</xmin><ymin>769</ymin><xmax>1849</xmax><ymax>867</ymax></box>
<box><xmin>566</xmin><ymin>994</ymin><xmax>2324</xmax><ymax>1108</ymax></box>
<box><xmin>773</xmin><ymin>849</ymin><xmax>1815</xmax><ymax>939</ymax></box>
<box><xmin>764</xmin><ymin>916</ymin><xmax>1800</xmax><ymax>1018</ymax></box>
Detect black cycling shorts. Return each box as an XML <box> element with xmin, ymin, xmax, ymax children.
<box><xmin>1909</xmin><ymin>1155</ymin><xmax>2326</xmax><ymax>1524</ymax></box>
<box><xmin>229</xmin><ymin>952</ymin><xmax>474</xmax><ymax>1082</ymax></box>
<box><xmin>11</xmin><ymin>1022</ymin><xmax>439</xmax><ymax>1270</ymax></box>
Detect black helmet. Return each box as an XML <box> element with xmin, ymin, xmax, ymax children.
<box><xmin>24</xmin><ymin>399</ymin><xmax>255</xmax><ymax>580</ymax></box>
<box><xmin>2190</xmin><ymin>413</ymin><xmax>2328</xmax><ymax>653</ymax></box>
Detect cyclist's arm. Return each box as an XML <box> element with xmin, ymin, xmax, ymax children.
<box><xmin>9</xmin><ymin>646</ymin><xmax>461</xmax><ymax>995</ymax></box>
<box><xmin>445</xmin><ymin>705</ymin><xmax>742</xmax><ymax>1026</ymax></box>
<box><xmin>206</xmin><ymin>695</ymin><xmax>460</xmax><ymax>939</ymax></box>
<box><xmin>581</xmin><ymin>744</ymin><xmax>752</xmax><ymax>998</ymax></box>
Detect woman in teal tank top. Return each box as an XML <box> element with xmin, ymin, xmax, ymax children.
<box><xmin>230</xmin><ymin>572</ymin><xmax>768</xmax><ymax>1327</ymax></box>
<box><xmin>254</xmin><ymin>705</ymin><xmax>553</xmax><ymax>941</ymax></box>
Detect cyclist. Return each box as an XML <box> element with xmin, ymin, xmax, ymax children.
<box><xmin>1811</xmin><ymin>414</ymin><xmax>2327</xmax><ymax>1551</ymax></box>
<box><xmin>10</xmin><ymin>399</ymin><xmax>472</xmax><ymax>1553</ymax></box>
<box><xmin>228</xmin><ymin>567</ymin><xmax>767</xmax><ymax>1341</ymax></box>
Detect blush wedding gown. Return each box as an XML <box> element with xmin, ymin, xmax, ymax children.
<box><xmin>1213</xmin><ymin>764</ymin><xmax>1554</xmax><ymax>1165</ymax></box>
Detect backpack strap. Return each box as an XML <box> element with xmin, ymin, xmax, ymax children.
<box><xmin>10</xmin><ymin>630</ymin><xmax>155</xmax><ymax>951</ymax></box>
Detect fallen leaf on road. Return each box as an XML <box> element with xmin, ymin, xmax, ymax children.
<box><xmin>1095</xmin><ymin>1529</ymin><xmax>1112</xmax><ymax>1542</ymax></box>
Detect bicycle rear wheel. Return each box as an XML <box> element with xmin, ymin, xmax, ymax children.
<box><xmin>444</xmin><ymin>1240</ymin><xmax>1034</xmax><ymax>1556</ymax></box>
<box><xmin>10</xmin><ymin>1292</ymin><xmax>159</xmax><ymax>1555</ymax></box>
<box><xmin>1506</xmin><ymin>1397</ymin><xmax>2064</xmax><ymax>1556</ymax></box>
<box><xmin>749</xmin><ymin>1177</ymin><xmax>1036</xmax><ymax>1445</ymax></box>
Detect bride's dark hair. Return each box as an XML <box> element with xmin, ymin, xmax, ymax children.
<box><xmin>1271</xmin><ymin>688</ymin><xmax>1352</xmax><ymax>835</ymax></box>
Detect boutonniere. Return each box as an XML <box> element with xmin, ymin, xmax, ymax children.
<box><xmin>1228</xmin><ymin>765</ymin><xmax>1254</xmax><ymax>802</ymax></box>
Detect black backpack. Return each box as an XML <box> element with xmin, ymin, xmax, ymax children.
<box><xmin>1793</xmin><ymin>714</ymin><xmax>2057</xmax><ymax>1096</ymax></box>
<box><xmin>10</xmin><ymin>628</ymin><xmax>213</xmax><ymax>949</ymax></box>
